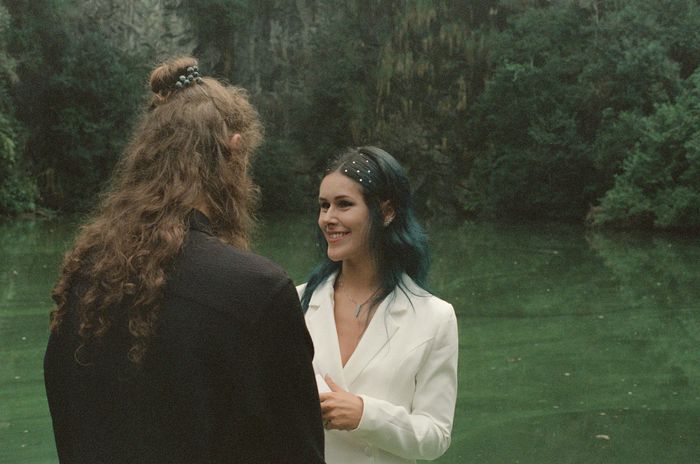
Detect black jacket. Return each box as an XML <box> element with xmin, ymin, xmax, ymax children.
<box><xmin>44</xmin><ymin>212</ymin><xmax>325</xmax><ymax>463</ymax></box>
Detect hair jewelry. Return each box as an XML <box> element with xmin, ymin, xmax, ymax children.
<box><xmin>341</xmin><ymin>156</ymin><xmax>373</xmax><ymax>184</ymax></box>
<box><xmin>175</xmin><ymin>66</ymin><xmax>203</xmax><ymax>88</ymax></box>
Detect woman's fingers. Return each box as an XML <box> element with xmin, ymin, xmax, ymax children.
<box><xmin>324</xmin><ymin>375</ymin><xmax>342</xmax><ymax>392</ymax></box>
<box><xmin>318</xmin><ymin>391</ymin><xmax>362</xmax><ymax>430</ymax></box>
<box><xmin>320</xmin><ymin>398</ymin><xmax>334</xmax><ymax>414</ymax></box>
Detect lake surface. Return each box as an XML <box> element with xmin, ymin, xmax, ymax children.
<box><xmin>1</xmin><ymin>215</ymin><xmax>699</xmax><ymax>463</ymax></box>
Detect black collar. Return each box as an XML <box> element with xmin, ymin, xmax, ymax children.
<box><xmin>188</xmin><ymin>209</ymin><xmax>214</xmax><ymax>236</ymax></box>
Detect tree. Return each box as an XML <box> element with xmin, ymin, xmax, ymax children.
<box><xmin>373</xmin><ymin>0</ymin><xmax>497</xmax><ymax>217</ymax></box>
<box><xmin>466</xmin><ymin>3</ymin><xmax>598</xmax><ymax>220</ymax></box>
<box><xmin>7</xmin><ymin>0</ymin><xmax>148</xmax><ymax>210</ymax></box>
<box><xmin>0</xmin><ymin>2</ymin><xmax>37</xmax><ymax>214</ymax></box>
<box><xmin>596</xmin><ymin>69</ymin><xmax>700</xmax><ymax>229</ymax></box>
<box><xmin>466</xmin><ymin>0</ymin><xmax>700</xmax><ymax>223</ymax></box>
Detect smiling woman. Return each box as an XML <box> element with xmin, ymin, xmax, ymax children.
<box><xmin>298</xmin><ymin>146</ymin><xmax>459</xmax><ymax>464</ymax></box>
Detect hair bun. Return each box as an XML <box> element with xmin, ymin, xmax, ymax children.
<box><xmin>149</xmin><ymin>56</ymin><xmax>199</xmax><ymax>95</ymax></box>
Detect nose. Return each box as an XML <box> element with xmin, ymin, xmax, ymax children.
<box><xmin>319</xmin><ymin>206</ymin><xmax>338</xmax><ymax>228</ymax></box>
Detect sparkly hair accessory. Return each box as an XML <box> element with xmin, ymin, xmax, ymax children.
<box><xmin>342</xmin><ymin>153</ymin><xmax>374</xmax><ymax>184</ymax></box>
<box><xmin>175</xmin><ymin>66</ymin><xmax>203</xmax><ymax>89</ymax></box>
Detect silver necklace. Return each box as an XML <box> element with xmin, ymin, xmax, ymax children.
<box><xmin>347</xmin><ymin>292</ymin><xmax>376</xmax><ymax>318</ymax></box>
<box><xmin>338</xmin><ymin>280</ymin><xmax>379</xmax><ymax>318</ymax></box>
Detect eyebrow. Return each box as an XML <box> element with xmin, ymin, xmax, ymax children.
<box><xmin>318</xmin><ymin>194</ymin><xmax>353</xmax><ymax>202</ymax></box>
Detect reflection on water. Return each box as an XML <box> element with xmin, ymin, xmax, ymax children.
<box><xmin>0</xmin><ymin>218</ymin><xmax>77</xmax><ymax>464</ymax></box>
<box><xmin>1</xmin><ymin>216</ymin><xmax>698</xmax><ymax>463</ymax></box>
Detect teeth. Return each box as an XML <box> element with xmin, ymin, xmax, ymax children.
<box><xmin>328</xmin><ymin>232</ymin><xmax>347</xmax><ymax>239</ymax></box>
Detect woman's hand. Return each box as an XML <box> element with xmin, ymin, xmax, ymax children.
<box><xmin>319</xmin><ymin>375</ymin><xmax>364</xmax><ymax>430</ymax></box>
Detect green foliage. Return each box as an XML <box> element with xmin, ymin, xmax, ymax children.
<box><xmin>301</xmin><ymin>2</ymin><xmax>381</xmax><ymax>162</ymax></box>
<box><xmin>44</xmin><ymin>31</ymin><xmax>148</xmax><ymax>210</ymax></box>
<box><xmin>181</xmin><ymin>0</ymin><xmax>259</xmax><ymax>76</ymax></box>
<box><xmin>596</xmin><ymin>69</ymin><xmax>700</xmax><ymax>229</ymax></box>
<box><xmin>4</xmin><ymin>0</ymin><xmax>700</xmax><ymax>230</ymax></box>
<box><xmin>0</xmin><ymin>117</ymin><xmax>38</xmax><ymax>215</ymax></box>
<box><xmin>0</xmin><ymin>3</ymin><xmax>37</xmax><ymax>214</ymax></box>
<box><xmin>184</xmin><ymin>0</ymin><xmax>251</xmax><ymax>40</ymax></box>
<box><xmin>466</xmin><ymin>4</ymin><xmax>598</xmax><ymax>219</ymax></box>
<box><xmin>252</xmin><ymin>138</ymin><xmax>311</xmax><ymax>212</ymax></box>
<box><xmin>373</xmin><ymin>0</ymin><xmax>496</xmax><ymax>217</ymax></box>
<box><xmin>7</xmin><ymin>0</ymin><xmax>147</xmax><ymax>211</ymax></box>
<box><xmin>467</xmin><ymin>0</ymin><xmax>700</xmax><ymax>223</ymax></box>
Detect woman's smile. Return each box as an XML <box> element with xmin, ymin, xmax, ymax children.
<box><xmin>325</xmin><ymin>231</ymin><xmax>350</xmax><ymax>243</ymax></box>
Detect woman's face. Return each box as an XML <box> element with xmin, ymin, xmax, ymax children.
<box><xmin>318</xmin><ymin>171</ymin><xmax>372</xmax><ymax>266</ymax></box>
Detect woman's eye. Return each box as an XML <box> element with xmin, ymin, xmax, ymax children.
<box><xmin>338</xmin><ymin>200</ymin><xmax>352</xmax><ymax>208</ymax></box>
<box><xmin>319</xmin><ymin>202</ymin><xmax>330</xmax><ymax>210</ymax></box>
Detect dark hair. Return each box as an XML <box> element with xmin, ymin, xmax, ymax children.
<box><xmin>50</xmin><ymin>56</ymin><xmax>263</xmax><ymax>364</ymax></box>
<box><xmin>300</xmin><ymin>146</ymin><xmax>429</xmax><ymax>312</ymax></box>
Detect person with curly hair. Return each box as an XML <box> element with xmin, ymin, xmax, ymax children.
<box><xmin>44</xmin><ymin>56</ymin><xmax>324</xmax><ymax>464</ymax></box>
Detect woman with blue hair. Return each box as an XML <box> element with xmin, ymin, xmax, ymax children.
<box><xmin>298</xmin><ymin>146</ymin><xmax>458</xmax><ymax>463</ymax></box>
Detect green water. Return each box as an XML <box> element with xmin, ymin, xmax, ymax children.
<box><xmin>1</xmin><ymin>216</ymin><xmax>699</xmax><ymax>463</ymax></box>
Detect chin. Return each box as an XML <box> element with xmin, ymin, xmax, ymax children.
<box><xmin>326</xmin><ymin>252</ymin><xmax>344</xmax><ymax>262</ymax></box>
<box><xmin>325</xmin><ymin>247</ymin><xmax>345</xmax><ymax>262</ymax></box>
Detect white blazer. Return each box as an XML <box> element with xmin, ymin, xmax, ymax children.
<box><xmin>297</xmin><ymin>273</ymin><xmax>458</xmax><ymax>464</ymax></box>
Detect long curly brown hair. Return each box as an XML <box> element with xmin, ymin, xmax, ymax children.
<box><xmin>50</xmin><ymin>56</ymin><xmax>263</xmax><ymax>364</ymax></box>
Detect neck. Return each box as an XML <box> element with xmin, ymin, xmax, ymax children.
<box><xmin>339</xmin><ymin>260</ymin><xmax>379</xmax><ymax>291</ymax></box>
<box><xmin>336</xmin><ymin>260</ymin><xmax>382</xmax><ymax>319</ymax></box>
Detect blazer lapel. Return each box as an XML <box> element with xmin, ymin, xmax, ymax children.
<box><xmin>304</xmin><ymin>274</ymin><xmax>348</xmax><ymax>389</ymax></box>
<box><xmin>342</xmin><ymin>286</ymin><xmax>411</xmax><ymax>387</ymax></box>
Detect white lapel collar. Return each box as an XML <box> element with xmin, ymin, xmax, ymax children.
<box><xmin>304</xmin><ymin>272</ymin><xmax>348</xmax><ymax>388</ymax></box>
<box><xmin>342</xmin><ymin>279</ymin><xmax>414</xmax><ymax>387</ymax></box>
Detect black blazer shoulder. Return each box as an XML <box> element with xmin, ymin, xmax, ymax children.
<box><xmin>167</xmin><ymin>220</ymin><xmax>293</xmax><ymax>322</ymax></box>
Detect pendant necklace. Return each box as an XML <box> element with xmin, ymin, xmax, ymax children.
<box><xmin>338</xmin><ymin>280</ymin><xmax>380</xmax><ymax>318</ymax></box>
<box><xmin>348</xmin><ymin>293</ymin><xmax>375</xmax><ymax>318</ymax></box>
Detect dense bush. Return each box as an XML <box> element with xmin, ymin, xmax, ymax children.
<box><xmin>466</xmin><ymin>5</ymin><xmax>597</xmax><ymax>220</ymax></box>
<box><xmin>7</xmin><ymin>0</ymin><xmax>148</xmax><ymax>211</ymax></box>
<box><xmin>466</xmin><ymin>0</ymin><xmax>700</xmax><ymax>222</ymax></box>
<box><xmin>0</xmin><ymin>4</ymin><xmax>37</xmax><ymax>214</ymax></box>
<box><xmin>596</xmin><ymin>69</ymin><xmax>700</xmax><ymax>228</ymax></box>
